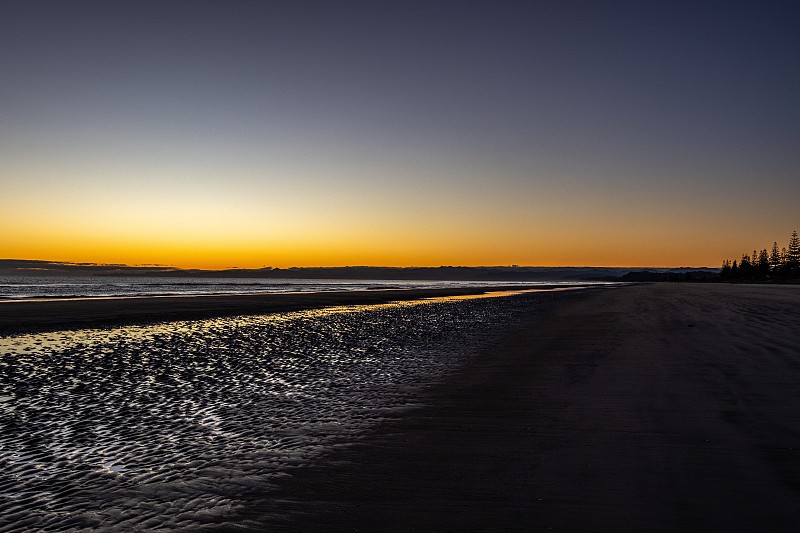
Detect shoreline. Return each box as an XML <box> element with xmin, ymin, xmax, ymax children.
<box><xmin>214</xmin><ymin>283</ymin><xmax>800</xmax><ymax>531</ymax></box>
<box><xmin>1</xmin><ymin>284</ymin><xmax>565</xmax><ymax>531</ymax></box>
<box><xmin>0</xmin><ymin>285</ymin><xmax>565</xmax><ymax>335</ymax></box>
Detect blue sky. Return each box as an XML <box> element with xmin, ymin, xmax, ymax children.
<box><xmin>2</xmin><ymin>1</ymin><xmax>799</xmax><ymax>267</ymax></box>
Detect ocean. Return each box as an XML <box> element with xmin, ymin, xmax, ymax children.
<box><xmin>0</xmin><ymin>275</ymin><xmax>592</xmax><ymax>301</ymax></box>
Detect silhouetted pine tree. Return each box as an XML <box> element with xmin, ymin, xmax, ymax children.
<box><xmin>757</xmin><ymin>249</ymin><xmax>770</xmax><ymax>279</ymax></box>
<box><xmin>721</xmin><ymin>259</ymin><xmax>732</xmax><ymax>280</ymax></box>
<box><xmin>719</xmin><ymin>230</ymin><xmax>800</xmax><ymax>282</ymax></box>
<box><xmin>770</xmin><ymin>241</ymin><xmax>782</xmax><ymax>270</ymax></box>
<box><xmin>788</xmin><ymin>230</ymin><xmax>800</xmax><ymax>274</ymax></box>
<box><xmin>739</xmin><ymin>253</ymin><xmax>752</xmax><ymax>279</ymax></box>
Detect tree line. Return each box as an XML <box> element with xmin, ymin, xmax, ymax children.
<box><xmin>720</xmin><ymin>230</ymin><xmax>800</xmax><ymax>282</ymax></box>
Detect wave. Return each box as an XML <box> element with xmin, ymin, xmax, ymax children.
<box><xmin>0</xmin><ymin>275</ymin><xmax>590</xmax><ymax>301</ymax></box>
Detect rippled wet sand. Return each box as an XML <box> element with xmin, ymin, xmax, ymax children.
<box><xmin>0</xmin><ymin>293</ymin><xmax>552</xmax><ymax>531</ymax></box>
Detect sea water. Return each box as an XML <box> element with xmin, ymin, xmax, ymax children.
<box><xmin>0</xmin><ymin>275</ymin><xmax>588</xmax><ymax>300</ymax></box>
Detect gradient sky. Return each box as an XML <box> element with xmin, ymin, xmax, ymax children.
<box><xmin>2</xmin><ymin>1</ymin><xmax>799</xmax><ymax>268</ymax></box>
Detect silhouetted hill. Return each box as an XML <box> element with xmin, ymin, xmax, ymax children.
<box><xmin>0</xmin><ymin>260</ymin><xmax>718</xmax><ymax>282</ymax></box>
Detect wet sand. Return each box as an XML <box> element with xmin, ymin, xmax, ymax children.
<box><xmin>3</xmin><ymin>291</ymin><xmax>546</xmax><ymax>531</ymax></box>
<box><xmin>219</xmin><ymin>283</ymin><xmax>800</xmax><ymax>531</ymax></box>
<box><xmin>0</xmin><ymin>285</ymin><xmax>540</xmax><ymax>335</ymax></box>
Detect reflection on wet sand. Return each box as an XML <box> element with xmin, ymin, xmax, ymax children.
<box><xmin>0</xmin><ymin>289</ymin><xmax>577</xmax><ymax>530</ymax></box>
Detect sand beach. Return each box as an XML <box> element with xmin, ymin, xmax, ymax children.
<box><xmin>2</xmin><ymin>283</ymin><xmax>799</xmax><ymax>531</ymax></box>
<box><xmin>214</xmin><ymin>283</ymin><xmax>800</xmax><ymax>531</ymax></box>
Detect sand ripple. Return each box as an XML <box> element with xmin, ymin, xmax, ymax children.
<box><xmin>0</xmin><ymin>294</ymin><xmax>548</xmax><ymax>531</ymax></box>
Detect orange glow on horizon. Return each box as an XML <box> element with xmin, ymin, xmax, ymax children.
<box><xmin>0</xmin><ymin>232</ymin><xmax>740</xmax><ymax>270</ymax></box>
<box><xmin>2</xmin><ymin>158</ymin><xmax>793</xmax><ymax>270</ymax></box>
<box><xmin>2</xmin><ymin>198</ymin><xmax>789</xmax><ymax>269</ymax></box>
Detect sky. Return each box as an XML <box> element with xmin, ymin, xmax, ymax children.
<box><xmin>2</xmin><ymin>0</ymin><xmax>799</xmax><ymax>269</ymax></box>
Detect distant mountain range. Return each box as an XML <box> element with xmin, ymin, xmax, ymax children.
<box><xmin>0</xmin><ymin>259</ymin><xmax>719</xmax><ymax>282</ymax></box>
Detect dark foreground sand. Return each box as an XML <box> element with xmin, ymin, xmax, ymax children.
<box><xmin>214</xmin><ymin>283</ymin><xmax>800</xmax><ymax>532</ymax></box>
<box><xmin>0</xmin><ymin>286</ymin><xmax>539</xmax><ymax>335</ymax></box>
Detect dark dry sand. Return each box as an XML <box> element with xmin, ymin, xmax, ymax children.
<box><xmin>215</xmin><ymin>283</ymin><xmax>800</xmax><ymax>532</ymax></box>
<box><xmin>0</xmin><ymin>286</ymin><xmax>539</xmax><ymax>335</ymax></box>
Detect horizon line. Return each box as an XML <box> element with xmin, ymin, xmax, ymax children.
<box><xmin>0</xmin><ymin>258</ymin><xmax>717</xmax><ymax>271</ymax></box>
